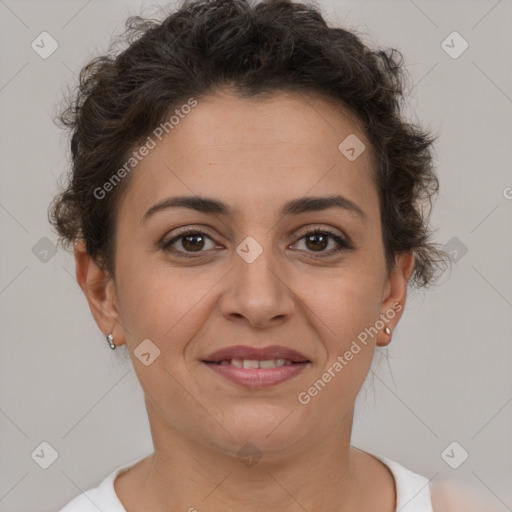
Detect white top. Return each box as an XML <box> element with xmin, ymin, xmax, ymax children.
<box><xmin>59</xmin><ymin>451</ymin><xmax>433</xmax><ymax>511</ymax></box>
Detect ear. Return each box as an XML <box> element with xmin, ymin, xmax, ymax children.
<box><xmin>376</xmin><ymin>251</ymin><xmax>415</xmax><ymax>347</ymax></box>
<box><xmin>74</xmin><ymin>241</ymin><xmax>126</xmax><ymax>348</ymax></box>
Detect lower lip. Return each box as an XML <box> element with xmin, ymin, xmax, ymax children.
<box><xmin>202</xmin><ymin>362</ymin><xmax>310</xmax><ymax>389</ymax></box>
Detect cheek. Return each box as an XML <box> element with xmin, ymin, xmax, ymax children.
<box><xmin>115</xmin><ymin>258</ymin><xmax>216</xmax><ymax>347</ymax></box>
<box><xmin>296</xmin><ymin>277</ymin><xmax>383</xmax><ymax>411</ymax></box>
<box><xmin>301</xmin><ymin>263</ymin><xmax>384</xmax><ymax>345</ymax></box>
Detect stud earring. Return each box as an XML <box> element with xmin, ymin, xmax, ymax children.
<box><xmin>106</xmin><ymin>333</ymin><xmax>116</xmax><ymax>350</ymax></box>
<box><xmin>384</xmin><ymin>327</ymin><xmax>392</xmax><ymax>336</ymax></box>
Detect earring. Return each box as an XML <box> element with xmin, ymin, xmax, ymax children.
<box><xmin>106</xmin><ymin>333</ymin><xmax>116</xmax><ymax>350</ymax></box>
<box><xmin>384</xmin><ymin>327</ymin><xmax>392</xmax><ymax>336</ymax></box>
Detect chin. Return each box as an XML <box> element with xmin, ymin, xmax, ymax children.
<box><xmin>208</xmin><ymin>407</ymin><xmax>309</xmax><ymax>459</ymax></box>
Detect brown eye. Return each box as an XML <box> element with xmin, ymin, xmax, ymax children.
<box><xmin>180</xmin><ymin>232</ymin><xmax>207</xmax><ymax>252</ymax></box>
<box><xmin>293</xmin><ymin>228</ymin><xmax>353</xmax><ymax>257</ymax></box>
<box><xmin>161</xmin><ymin>230</ymin><xmax>218</xmax><ymax>257</ymax></box>
<box><xmin>304</xmin><ymin>232</ymin><xmax>329</xmax><ymax>252</ymax></box>
<box><xmin>160</xmin><ymin>227</ymin><xmax>354</xmax><ymax>259</ymax></box>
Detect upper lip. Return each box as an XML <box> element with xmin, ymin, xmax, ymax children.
<box><xmin>203</xmin><ymin>345</ymin><xmax>310</xmax><ymax>363</ymax></box>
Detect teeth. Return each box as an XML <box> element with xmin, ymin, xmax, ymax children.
<box><xmin>221</xmin><ymin>359</ymin><xmax>294</xmax><ymax>368</ymax></box>
<box><xmin>243</xmin><ymin>359</ymin><xmax>259</xmax><ymax>369</ymax></box>
<box><xmin>259</xmin><ymin>359</ymin><xmax>277</xmax><ymax>368</ymax></box>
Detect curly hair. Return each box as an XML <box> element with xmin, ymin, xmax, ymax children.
<box><xmin>49</xmin><ymin>0</ymin><xmax>449</xmax><ymax>288</ymax></box>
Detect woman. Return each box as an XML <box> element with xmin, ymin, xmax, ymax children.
<box><xmin>51</xmin><ymin>0</ymin><xmax>451</xmax><ymax>509</ymax></box>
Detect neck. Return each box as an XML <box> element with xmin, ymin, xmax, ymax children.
<box><xmin>115</xmin><ymin>401</ymin><xmax>392</xmax><ymax>512</ymax></box>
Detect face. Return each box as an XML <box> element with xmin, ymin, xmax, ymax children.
<box><xmin>77</xmin><ymin>89</ymin><xmax>413</xmax><ymax>461</ymax></box>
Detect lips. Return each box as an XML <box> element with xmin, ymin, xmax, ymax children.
<box><xmin>202</xmin><ymin>345</ymin><xmax>311</xmax><ymax>389</ymax></box>
<box><xmin>202</xmin><ymin>345</ymin><xmax>310</xmax><ymax>364</ymax></box>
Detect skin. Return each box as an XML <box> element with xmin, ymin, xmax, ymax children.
<box><xmin>75</xmin><ymin>88</ymin><xmax>414</xmax><ymax>512</ymax></box>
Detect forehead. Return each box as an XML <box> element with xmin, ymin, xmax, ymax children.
<box><xmin>117</xmin><ymin>90</ymin><xmax>379</xmax><ymax>224</ymax></box>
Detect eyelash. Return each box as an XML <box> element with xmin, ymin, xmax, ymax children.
<box><xmin>159</xmin><ymin>227</ymin><xmax>354</xmax><ymax>259</ymax></box>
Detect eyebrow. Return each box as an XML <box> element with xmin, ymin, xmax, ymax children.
<box><xmin>141</xmin><ymin>194</ymin><xmax>367</xmax><ymax>224</ymax></box>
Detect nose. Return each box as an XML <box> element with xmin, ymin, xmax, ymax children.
<box><xmin>219</xmin><ymin>240</ymin><xmax>296</xmax><ymax>328</ymax></box>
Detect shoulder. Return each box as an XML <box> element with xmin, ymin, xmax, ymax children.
<box><xmin>58</xmin><ymin>455</ymin><xmax>148</xmax><ymax>512</ymax></box>
<box><xmin>369</xmin><ymin>452</ymin><xmax>434</xmax><ymax>512</ymax></box>
<box><xmin>430</xmin><ymin>480</ymin><xmax>506</xmax><ymax>512</ymax></box>
<box><xmin>59</xmin><ymin>478</ymin><xmax>117</xmax><ymax>512</ymax></box>
<box><xmin>366</xmin><ymin>452</ymin><xmax>505</xmax><ymax>512</ymax></box>
<box><xmin>59</xmin><ymin>491</ymin><xmax>106</xmax><ymax>512</ymax></box>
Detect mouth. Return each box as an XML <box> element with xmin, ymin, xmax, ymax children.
<box><xmin>206</xmin><ymin>358</ymin><xmax>299</xmax><ymax>368</ymax></box>
<box><xmin>202</xmin><ymin>345</ymin><xmax>311</xmax><ymax>389</ymax></box>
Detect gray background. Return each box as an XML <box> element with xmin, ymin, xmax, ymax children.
<box><xmin>0</xmin><ymin>0</ymin><xmax>511</xmax><ymax>510</ymax></box>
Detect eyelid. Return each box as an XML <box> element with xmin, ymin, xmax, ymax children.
<box><xmin>294</xmin><ymin>224</ymin><xmax>345</xmax><ymax>242</ymax></box>
<box><xmin>160</xmin><ymin>224</ymin><xmax>355</xmax><ymax>258</ymax></box>
<box><xmin>291</xmin><ymin>226</ymin><xmax>355</xmax><ymax>255</ymax></box>
<box><xmin>159</xmin><ymin>226</ymin><xmax>221</xmax><ymax>256</ymax></box>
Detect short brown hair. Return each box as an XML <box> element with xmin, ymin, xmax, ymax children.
<box><xmin>49</xmin><ymin>0</ymin><xmax>449</xmax><ymax>287</ymax></box>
